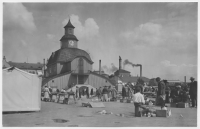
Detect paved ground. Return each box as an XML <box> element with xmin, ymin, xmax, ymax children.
<box><xmin>2</xmin><ymin>97</ymin><xmax>197</xmax><ymax>127</ymax></box>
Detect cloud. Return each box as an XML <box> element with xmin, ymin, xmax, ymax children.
<box><xmin>21</xmin><ymin>40</ymin><xmax>27</xmax><ymax>46</ymax></box>
<box><xmin>120</xmin><ymin>22</ymin><xmax>163</xmax><ymax>46</ymax></box>
<box><xmin>159</xmin><ymin>60</ymin><xmax>197</xmax><ymax>80</ymax></box>
<box><xmin>47</xmin><ymin>34</ymin><xmax>55</xmax><ymax>40</ymax></box>
<box><xmin>161</xmin><ymin>60</ymin><xmax>177</xmax><ymax>67</ymax></box>
<box><xmin>167</xmin><ymin>2</ymin><xmax>196</xmax><ymax>9</ymax></box>
<box><xmin>3</xmin><ymin>3</ymin><xmax>36</xmax><ymax>33</ymax></box>
<box><xmin>62</xmin><ymin>14</ymin><xmax>99</xmax><ymax>39</ymax></box>
<box><xmin>101</xmin><ymin>63</ymin><xmax>118</xmax><ymax>75</ymax></box>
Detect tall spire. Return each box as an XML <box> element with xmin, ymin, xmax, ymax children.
<box><xmin>64</xmin><ymin>19</ymin><xmax>75</xmax><ymax>29</ymax></box>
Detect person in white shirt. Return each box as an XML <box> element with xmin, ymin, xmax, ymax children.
<box><xmin>133</xmin><ymin>87</ymin><xmax>145</xmax><ymax>117</ymax></box>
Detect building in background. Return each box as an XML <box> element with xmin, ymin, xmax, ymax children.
<box><xmin>2</xmin><ymin>56</ymin><xmax>43</xmax><ymax>75</ymax></box>
<box><xmin>42</xmin><ymin>20</ymin><xmax>115</xmax><ymax>90</ymax></box>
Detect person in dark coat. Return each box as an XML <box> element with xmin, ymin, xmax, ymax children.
<box><xmin>172</xmin><ymin>85</ymin><xmax>183</xmax><ymax>103</ymax></box>
<box><xmin>122</xmin><ymin>86</ymin><xmax>126</xmax><ymax>99</ymax></box>
<box><xmin>79</xmin><ymin>88</ymin><xmax>82</xmax><ymax>99</ymax></box>
<box><xmin>163</xmin><ymin>80</ymin><xmax>170</xmax><ymax>103</ymax></box>
<box><xmin>76</xmin><ymin>86</ymin><xmax>79</xmax><ymax>99</ymax></box>
<box><xmin>86</xmin><ymin>87</ymin><xmax>89</xmax><ymax>98</ymax></box>
<box><xmin>189</xmin><ymin>77</ymin><xmax>197</xmax><ymax>107</ymax></box>
<box><xmin>96</xmin><ymin>87</ymin><xmax>101</xmax><ymax>100</ymax></box>
<box><xmin>90</xmin><ymin>88</ymin><xmax>93</xmax><ymax>96</ymax></box>
<box><xmin>156</xmin><ymin>77</ymin><xmax>166</xmax><ymax>108</ymax></box>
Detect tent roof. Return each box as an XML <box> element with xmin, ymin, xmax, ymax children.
<box><xmin>3</xmin><ymin>67</ymin><xmax>37</xmax><ymax>75</ymax></box>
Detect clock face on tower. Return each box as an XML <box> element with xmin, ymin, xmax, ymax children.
<box><xmin>69</xmin><ymin>40</ymin><xmax>74</xmax><ymax>47</ymax></box>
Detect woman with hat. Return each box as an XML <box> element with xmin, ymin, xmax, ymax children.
<box><xmin>44</xmin><ymin>86</ymin><xmax>51</xmax><ymax>102</ymax></box>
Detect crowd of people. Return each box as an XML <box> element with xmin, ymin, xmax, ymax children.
<box><xmin>96</xmin><ymin>86</ymin><xmax>118</xmax><ymax>102</ymax></box>
<box><xmin>41</xmin><ymin>85</ymin><xmax>119</xmax><ymax>104</ymax></box>
<box><xmin>132</xmin><ymin>76</ymin><xmax>197</xmax><ymax>117</ymax></box>
<box><xmin>42</xmin><ymin>76</ymin><xmax>197</xmax><ymax>117</ymax></box>
<box><xmin>155</xmin><ymin>77</ymin><xmax>197</xmax><ymax>108</ymax></box>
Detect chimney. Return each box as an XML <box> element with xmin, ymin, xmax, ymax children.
<box><xmin>3</xmin><ymin>56</ymin><xmax>6</xmax><ymax>61</ymax></box>
<box><xmin>119</xmin><ymin>56</ymin><xmax>122</xmax><ymax>70</ymax></box>
<box><xmin>43</xmin><ymin>59</ymin><xmax>45</xmax><ymax>69</ymax></box>
<box><xmin>99</xmin><ymin>60</ymin><xmax>101</xmax><ymax>75</ymax></box>
<box><xmin>140</xmin><ymin>65</ymin><xmax>142</xmax><ymax>77</ymax></box>
<box><xmin>184</xmin><ymin>76</ymin><xmax>186</xmax><ymax>84</ymax></box>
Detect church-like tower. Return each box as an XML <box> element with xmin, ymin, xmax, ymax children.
<box><xmin>60</xmin><ymin>19</ymin><xmax>79</xmax><ymax>49</ymax></box>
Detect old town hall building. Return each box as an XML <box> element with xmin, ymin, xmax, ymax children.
<box><xmin>42</xmin><ymin>20</ymin><xmax>114</xmax><ymax>89</ymax></box>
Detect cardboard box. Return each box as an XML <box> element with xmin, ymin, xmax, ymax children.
<box><xmin>156</xmin><ymin>109</ymin><xmax>171</xmax><ymax>117</ymax></box>
<box><xmin>120</xmin><ymin>99</ymin><xmax>127</xmax><ymax>103</ymax></box>
<box><xmin>170</xmin><ymin>103</ymin><xmax>178</xmax><ymax>107</ymax></box>
<box><xmin>127</xmin><ymin>99</ymin><xmax>132</xmax><ymax>103</ymax></box>
<box><xmin>177</xmin><ymin>102</ymin><xmax>189</xmax><ymax>108</ymax></box>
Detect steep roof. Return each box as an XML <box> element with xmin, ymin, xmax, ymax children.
<box><xmin>114</xmin><ymin>69</ymin><xmax>130</xmax><ymax>76</ymax></box>
<box><xmin>47</xmin><ymin>48</ymin><xmax>93</xmax><ymax>65</ymax></box>
<box><xmin>64</xmin><ymin>19</ymin><xmax>75</xmax><ymax>28</ymax></box>
<box><xmin>8</xmin><ymin>62</ymin><xmax>43</xmax><ymax>70</ymax></box>
<box><xmin>90</xmin><ymin>71</ymin><xmax>116</xmax><ymax>86</ymax></box>
<box><xmin>60</xmin><ymin>34</ymin><xmax>79</xmax><ymax>41</ymax></box>
<box><xmin>120</xmin><ymin>76</ymin><xmax>150</xmax><ymax>83</ymax></box>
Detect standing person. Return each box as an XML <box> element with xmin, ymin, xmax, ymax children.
<box><xmin>133</xmin><ymin>87</ymin><xmax>145</xmax><ymax>117</ymax></box>
<box><xmin>99</xmin><ymin>87</ymin><xmax>103</xmax><ymax>101</ymax></box>
<box><xmin>107</xmin><ymin>86</ymin><xmax>112</xmax><ymax>102</ymax></box>
<box><xmin>125</xmin><ymin>86</ymin><xmax>129</xmax><ymax>99</ymax></box>
<box><xmin>86</xmin><ymin>87</ymin><xmax>89</xmax><ymax>99</ymax></box>
<box><xmin>67</xmin><ymin>88</ymin><xmax>76</xmax><ymax>104</ymax></box>
<box><xmin>76</xmin><ymin>86</ymin><xmax>79</xmax><ymax>99</ymax></box>
<box><xmin>102</xmin><ymin>86</ymin><xmax>108</xmax><ymax>102</ymax></box>
<box><xmin>44</xmin><ymin>86</ymin><xmax>51</xmax><ymax>102</ymax></box>
<box><xmin>96</xmin><ymin>88</ymin><xmax>101</xmax><ymax>100</ymax></box>
<box><xmin>90</xmin><ymin>88</ymin><xmax>94</xmax><ymax>97</ymax></box>
<box><xmin>51</xmin><ymin>87</ymin><xmax>58</xmax><ymax>102</ymax></box>
<box><xmin>122</xmin><ymin>86</ymin><xmax>126</xmax><ymax>99</ymax></box>
<box><xmin>48</xmin><ymin>87</ymin><xmax>52</xmax><ymax>102</ymax></box>
<box><xmin>189</xmin><ymin>77</ymin><xmax>197</xmax><ymax>107</ymax></box>
<box><xmin>156</xmin><ymin>77</ymin><xmax>166</xmax><ymax>108</ymax></box>
<box><xmin>79</xmin><ymin>87</ymin><xmax>82</xmax><ymax>99</ymax></box>
<box><xmin>163</xmin><ymin>80</ymin><xmax>170</xmax><ymax>103</ymax></box>
<box><xmin>111</xmin><ymin>87</ymin><xmax>118</xmax><ymax>101</ymax></box>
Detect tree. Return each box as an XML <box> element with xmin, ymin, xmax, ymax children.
<box><xmin>148</xmin><ymin>78</ymin><xmax>158</xmax><ymax>86</ymax></box>
<box><xmin>137</xmin><ymin>78</ymin><xmax>145</xmax><ymax>86</ymax></box>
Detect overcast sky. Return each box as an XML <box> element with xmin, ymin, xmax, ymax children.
<box><xmin>3</xmin><ymin>2</ymin><xmax>198</xmax><ymax>82</ymax></box>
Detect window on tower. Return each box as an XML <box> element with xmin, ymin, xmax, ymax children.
<box><xmin>68</xmin><ymin>29</ymin><xmax>73</xmax><ymax>34</ymax></box>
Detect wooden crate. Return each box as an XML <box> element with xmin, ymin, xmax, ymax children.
<box><xmin>177</xmin><ymin>102</ymin><xmax>189</xmax><ymax>108</ymax></box>
<box><xmin>82</xmin><ymin>103</ymin><xmax>91</xmax><ymax>107</ymax></box>
<box><xmin>156</xmin><ymin>109</ymin><xmax>171</xmax><ymax>117</ymax></box>
<box><xmin>170</xmin><ymin>103</ymin><xmax>178</xmax><ymax>107</ymax></box>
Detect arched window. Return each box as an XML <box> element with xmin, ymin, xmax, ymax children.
<box><xmin>79</xmin><ymin>58</ymin><xmax>84</xmax><ymax>73</ymax></box>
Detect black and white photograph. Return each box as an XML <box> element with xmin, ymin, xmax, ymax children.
<box><xmin>2</xmin><ymin>1</ymin><xmax>198</xmax><ymax>127</ymax></box>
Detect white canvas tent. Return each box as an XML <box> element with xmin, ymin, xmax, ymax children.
<box><xmin>3</xmin><ymin>67</ymin><xmax>42</xmax><ymax>112</ymax></box>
